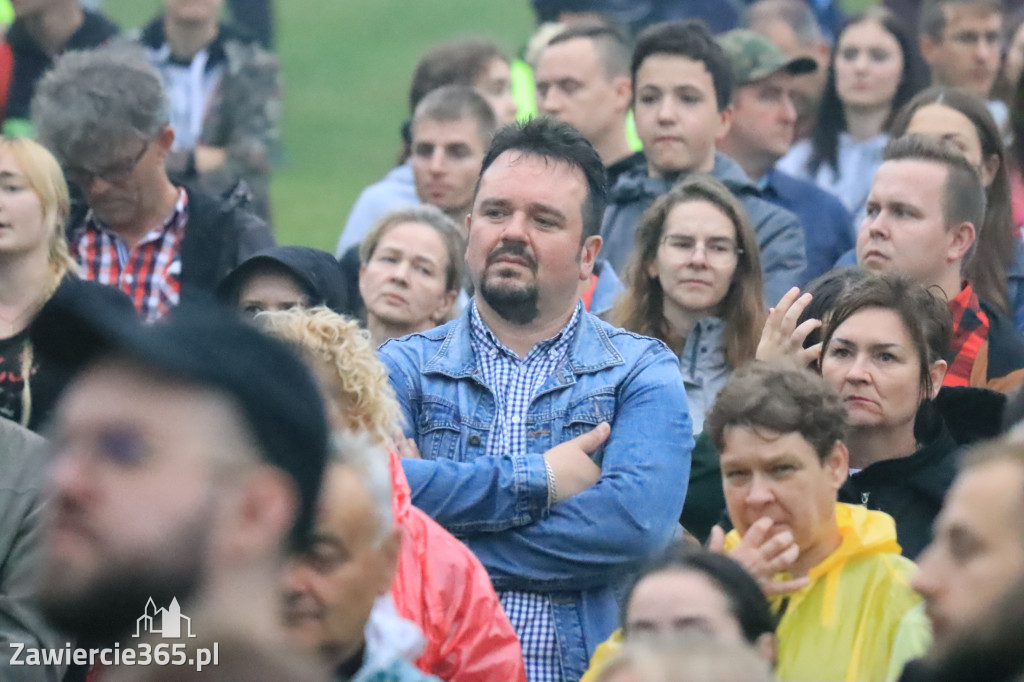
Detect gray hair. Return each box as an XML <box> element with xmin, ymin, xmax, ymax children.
<box><xmin>329</xmin><ymin>432</ymin><xmax>394</xmax><ymax>545</ymax></box>
<box><xmin>744</xmin><ymin>0</ymin><xmax>827</xmax><ymax>47</ymax></box>
<box><xmin>32</xmin><ymin>46</ymin><xmax>170</xmax><ymax>169</ymax></box>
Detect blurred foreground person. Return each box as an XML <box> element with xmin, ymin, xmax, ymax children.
<box><xmin>581</xmin><ymin>545</ymin><xmax>776</xmax><ymax>681</ymax></box>
<box><xmin>260</xmin><ymin>307</ymin><xmax>527</xmax><ymax>681</ymax></box>
<box><xmin>29</xmin><ymin>287</ymin><xmax>329</xmax><ymax>680</ymax></box>
<box><xmin>900</xmin><ymin>437</ymin><xmax>1024</xmax><ymax>681</ymax></box>
<box><xmin>593</xmin><ymin>636</ymin><xmax>773</xmax><ymax>682</ymax></box>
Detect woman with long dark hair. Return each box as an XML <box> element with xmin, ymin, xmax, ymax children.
<box><xmin>779</xmin><ymin>8</ymin><xmax>925</xmax><ymax>214</ymax></box>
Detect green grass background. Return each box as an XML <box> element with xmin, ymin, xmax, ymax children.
<box><xmin>102</xmin><ymin>1</ymin><xmax>534</xmax><ymax>250</ymax></box>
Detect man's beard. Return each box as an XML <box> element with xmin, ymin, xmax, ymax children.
<box><xmin>479</xmin><ymin>243</ymin><xmax>540</xmax><ymax>325</ymax></box>
<box><xmin>38</xmin><ymin>512</ymin><xmax>211</xmax><ymax>645</ymax></box>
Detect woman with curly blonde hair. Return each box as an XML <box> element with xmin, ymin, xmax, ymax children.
<box><xmin>611</xmin><ymin>174</ymin><xmax>765</xmax><ymax>434</ymax></box>
<box><xmin>257</xmin><ymin>306</ymin><xmax>527</xmax><ymax>682</ymax></box>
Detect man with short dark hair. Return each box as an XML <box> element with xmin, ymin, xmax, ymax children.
<box><xmin>717</xmin><ymin>29</ymin><xmax>852</xmax><ymax>284</ymax></box>
<box><xmin>380</xmin><ymin>117</ymin><xmax>692</xmax><ymax>681</ymax></box>
<box><xmin>857</xmin><ymin>134</ymin><xmax>1024</xmax><ymax>391</ymax></box>
<box><xmin>335</xmin><ymin>37</ymin><xmax>516</xmax><ymax>257</ymax></box>
<box><xmin>32</xmin><ymin>48</ymin><xmax>274</xmax><ymax>322</ymax></box>
<box><xmin>601</xmin><ymin>20</ymin><xmax>806</xmax><ymax>304</ymax></box>
<box><xmin>28</xmin><ymin>286</ymin><xmax>329</xmax><ymax>678</ymax></box>
<box><xmin>409</xmin><ymin>85</ymin><xmax>495</xmax><ymax>223</ymax></box>
<box><xmin>919</xmin><ymin>0</ymin><xmax>1005</xmax><ymax>125</ymax></box>
<box><xmin>707</xmin><ymin>361</ymin><xmax>930</xmax><ymax>682</ymax></box>
<box><xmin>534</xmin><ymin>22</ymin><xmax>642</xmax><ymax>187</ymax></box>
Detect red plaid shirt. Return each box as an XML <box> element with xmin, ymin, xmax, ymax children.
<box><xmin>945</xmin><ymin>283</ymin><xmax>990</xmax><ymax>387</ymax></box>
<box><xmin>72</xmin><ymin>189</ymin><xmax>188</xmax><ymax>322</ymax></box>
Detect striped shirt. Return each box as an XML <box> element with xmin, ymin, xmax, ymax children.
<box><xmin>72</xmin><ymin>189</ymin><xmax>188</xmax><ymax>322</ymax></box>
<box><xmin>469</xmin><ymin>300</ymin><xmax>581</xmax><ymax>682</ymax></box>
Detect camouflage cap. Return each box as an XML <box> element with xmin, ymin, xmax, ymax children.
<box><xmin>717</xmin><ymin>29</ymin><xmax>817</xmax><ymax>87</ymax></box>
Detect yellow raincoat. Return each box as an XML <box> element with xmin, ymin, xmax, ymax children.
<box><xmin>726</xmin><ymin>503</ymin><xmax>931</xmax><ymax>682</ymax></box>
<box><xmin>580</xmin><ymin>504</ymin><xmax>929</xmax><ymax>682</ymax></box>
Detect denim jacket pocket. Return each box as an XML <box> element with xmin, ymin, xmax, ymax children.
<box><xmin>557</xmin><ymin>390</ymin><xmax>617</xmax><ymax>467</ymax></box>
<box><xmin>418</xmin><ymin>397</ymin><xmax>465</xmax><ymax>462</ymax></box>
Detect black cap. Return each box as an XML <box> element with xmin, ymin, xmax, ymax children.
<box><xmin>216</xmin><ymin>246</ymin><xmax>352</xmax><ymax>316</ymax></box>
<box><xmin>30</xmin><ymin>284</ymin><xmax>329</xmax><ymax>551</ymax></box>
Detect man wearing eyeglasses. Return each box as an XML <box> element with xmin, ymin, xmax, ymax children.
<box><xmin>919</xmin><ymin>0</ymin><xmax>1005</xmax><ymax>126</ymax></box>
<box><xmin>31</xmin><ymin>48</ymin><xmax>274</xmax><ymax>322</ymax></box>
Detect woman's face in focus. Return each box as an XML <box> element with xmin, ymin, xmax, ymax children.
<box><xmin>820</xmin><ymin>307</ymin><xmax>940</xmax><ymax>432</ymax></box>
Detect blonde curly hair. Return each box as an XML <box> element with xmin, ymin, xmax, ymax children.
<box><xmin>257</xmin><ymin>307</ymin><xmax>399</xmax><ymax>447</ymax></box>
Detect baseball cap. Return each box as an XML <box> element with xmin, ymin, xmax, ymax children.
<box><xmin>29</xmin><ymin>284</ymin><xmax>329</xmax><ymax>551</ymax></box>
<box><xmin>717</xmin><ymin>29</ymin><xmax>817</xmax><ymax>87</ymax></box>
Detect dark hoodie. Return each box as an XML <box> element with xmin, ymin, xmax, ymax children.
<box><xmin>216</xmin><ymin>246</ymin><xmax>354</xmax><ymax>316</ymax></box>
<box><xmin>601</xmin><ymin>152</ymin><xmax>807</xmax><ymax>305</ymax></box>
<box><xmin>839</xmin><ymin>387</ymin><xmax>1006</xmax><ymax>560</ymax></box>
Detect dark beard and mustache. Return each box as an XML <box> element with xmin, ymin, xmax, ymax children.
<box><xmin>479</xmin><ymin>242</ymin><xmax>540</xmax><ymax>325</ymax></box>
<box><xmin>38</xmin><ymin>505</ymin><xmax>211</xmax><ymax>646</ymax></box>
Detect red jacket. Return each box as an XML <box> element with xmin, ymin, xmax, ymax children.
<box><xmin>388</xmin><ymin>451</ymin><xmax>526</xmax><ymax>682</ymax></box>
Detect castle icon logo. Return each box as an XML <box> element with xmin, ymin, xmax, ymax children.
<box><xmin>133</xmin><ymin>598</ymin><xmax>197</xmax><ymax>639</ymax></box>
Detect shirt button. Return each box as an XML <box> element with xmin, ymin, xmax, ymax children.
<box><xmin>468</xmin><ymin>435</ymin><xmax>482</xmax><ymax>446</ymax></box>
<box><xmin>125</xmin><ymin>274</ymin><xmax>134</xmax><ymax>284</ymax></box>
<box><xmin>511</xmin><ymin>416</ymin><xmax>521</xmax><ymax>424</ymax></box>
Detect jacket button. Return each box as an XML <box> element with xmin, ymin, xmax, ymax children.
<box><xmin>468</xmin><ymin>435</ymin><xmax>482</xmax><ymax>446</ymax></box>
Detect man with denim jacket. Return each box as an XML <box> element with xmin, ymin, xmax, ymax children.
<box><xmin>379</xmin><ymin>117</ymin><xmax>693</xmax><ymax>682</ymax></box>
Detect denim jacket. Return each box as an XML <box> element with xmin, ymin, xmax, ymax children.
<box><xmin>379</xmin><ymin>304</ymin><xmax>693</xmax><ymax>679</ymax></box>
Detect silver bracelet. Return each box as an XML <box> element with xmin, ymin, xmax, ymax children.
<box><xmin>545</xmin><ymin>460</ymin><xmax>558</xmax><ymax>508</ymax></box>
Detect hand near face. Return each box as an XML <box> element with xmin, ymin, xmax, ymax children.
<box><xmin>708</xmin><ymin>518</ymin><xmax>811</xmax><ymax>597</ymax></box>
<box><xmin>756</xmin><ymin>287</ymin><xmax>822</xmax><ymax>366</ymax></box>
<box><xmin>544</xmin><ymin>422</ymin><xmax>608</xmax><ymax>502</ymax></box>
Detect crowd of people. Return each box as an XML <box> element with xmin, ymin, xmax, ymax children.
<box><xmin>2</xmin><ymin>0</ymin><xmax>1024</xmax><ymax>681</ymax></box>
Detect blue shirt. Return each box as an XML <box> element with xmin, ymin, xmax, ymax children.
<box><xmin>469</xmin><ymin>302</ymin><xmax>581</xmax><ymax>682</ymax></box>
<box><xmin>380</xmin><ymin>301</ymin><xmax>693</xmax><ymax>680</ymax></box>
<box><xmin>760</xmin><ymin>168</ymin><xmax>855</xmax><ymax>286</ymax></box>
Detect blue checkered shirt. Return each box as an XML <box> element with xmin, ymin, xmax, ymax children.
<box><xmin>469</xmin><ymin>300</ymin><xmax>581</xmax><ymax>682</ymax></box>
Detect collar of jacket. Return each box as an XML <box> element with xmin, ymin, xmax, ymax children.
<box><xmin>725</xmin><ymin>503</ymin><xmax>902</xmax><ymax>584</ymax></box>
<box><xmin>139</xmin><ymin>16</ymin><xmax>251</xmax><ymax>68</ymax></box>
<box><xmin>608</xmin><ymin>152</ymin><xmax>760</xmax><ymax>205</ymax></box>
<box><xmin>422</xmin><ymin>301</ymin><xmax>624</xmax><ymax>380</ymax></box>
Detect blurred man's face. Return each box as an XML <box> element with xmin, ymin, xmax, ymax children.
<box><xmin>921</xmin><ymin>5</ymin><xmax>1003</xmax><ymax>98</ymax></box>
<box><xmin>913</xmin><ymin>459</ymin><xmax>1024</xmax><ymax>656</ymax></box>
<box><xmin>65</xmin><ymin>128</ymin><xmax>174</xmax><ymax>231</ymax></box>
<box><xmin>283</xmin><ymin>465</ymin><xmax>400</xmax><ymax>667</ymax></box>
<box><xmin>535</xmin><ymin>37</ymin><xmax>630</xmax><ymax>158</ymax></box>
<box><xmin>39</xmin><ymin>358</ymin><xmax>251</xmax><ymax>642</ymax></box>
<box><xmin>722</xmin><ymin>72</ymin><xmax>799</xmax><ymax>175</ymax></box>
<box><xmin>163</xmin><ymin>0</ymin><xmax>223</xmax><ymax>24</ymax></box>
<box><xmin>410</xmin><ymin>115</ymin><xmax>487</xmax><ymax>219</ymax></box>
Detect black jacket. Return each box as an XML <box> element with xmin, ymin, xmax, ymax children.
<box><xmin>3</xmin><ymin>10</ymin><xmax>118</xmax><ymax>124</ymax></box>
<box><xmin>839</xmin><ymin>387</ymin><xmax>1005</xmax><ymax>559</ymax></box>
<box><xmin>67</xmin><ymin>185</ymin><xmax>274</xmax><ymax>307</ymax></box>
